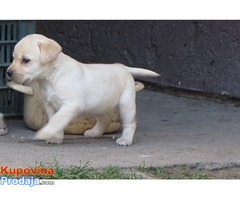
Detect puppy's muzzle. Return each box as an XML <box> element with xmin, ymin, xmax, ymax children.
<box><xmin>6</xmin><ymin>69</ymin><xmax>13</xmax><ymax>79</ymax></box>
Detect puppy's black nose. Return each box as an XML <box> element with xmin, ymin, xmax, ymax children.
<box><xmin>7</xmin><ymin>70</ymin><xmax>13</xmax><ymax>78</ymax></box>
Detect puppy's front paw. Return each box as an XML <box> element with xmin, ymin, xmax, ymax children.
<box><xmin>45</xmin><ymin>138</ymin><xmax>63</xmax><ymax>144</ymax></box>
<box><xmin>35</xmin><ymin>130</ymin><xmax>63</xmax><ymax>144</ymax></box>
<box><xmin>35</xmin><ymin>130</ymin><xmax>51</xmax><ymax>140</ymax></box>
<box><xmin>116</xmin><ymin>137</ymin><xmax>133</xmax><ymax>146</ymax></box>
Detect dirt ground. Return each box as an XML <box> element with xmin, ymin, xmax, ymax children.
<box><xmin>136</xmin><ymin>165</ymin><xmax>240</xmax><ymax>179</ymax></box>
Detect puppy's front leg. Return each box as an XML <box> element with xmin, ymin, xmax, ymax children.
<box><xmin>40</xmin><ymin>101</ymin><xmax>64</xmax><ymax>144</ymax></box>
<box><xmin>36</xmin><ymin>104</ymin><xmax>78</xmax><ymax>143</ymax></box>
<box><xmin>44</xmin><ymin>101</ymin><xmax>56</xmax><ymax>119</ymax></box>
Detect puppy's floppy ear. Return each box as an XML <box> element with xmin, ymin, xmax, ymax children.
<box><xmin>38</xmin><ymin>38</ymin><xmax>62</xmax><ymax>64</ymax></box>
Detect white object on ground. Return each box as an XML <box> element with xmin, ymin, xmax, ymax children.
<box><xmin>0</xmin><ymin>113</ymin><xmax>8</xmax><ymax>135</ymax></box>
<box><xmin>6</xmin><ymin>81</ymin><xmax>34</xmax><ymax>96</ymax></box>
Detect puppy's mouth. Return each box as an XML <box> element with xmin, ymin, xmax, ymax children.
<box><xmin>7</xmin><ymin>73</ymin><xmax>26</xmax><ymax>85</ymax></box>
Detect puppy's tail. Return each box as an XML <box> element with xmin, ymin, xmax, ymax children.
<box><xmin>125</xmin><ymin>66</ymin><xmax>160</xmax><ymax>77</ymax></box>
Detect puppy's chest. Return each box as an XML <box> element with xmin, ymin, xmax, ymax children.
<box><xmin>40</xmin><ymin>83</ymin><xmax>62</xmax><ymax>109</ymax></box>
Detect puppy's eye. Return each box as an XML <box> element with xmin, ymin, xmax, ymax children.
<box><xmin>22</xmin><ymin>58</ymin><xmax>30</xmax><ymax>64</ymax></box>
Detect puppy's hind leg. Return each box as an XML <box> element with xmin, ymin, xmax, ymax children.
<box><xmin>116</xmin><ymin>84</ymin><xmax>137</xmax><ymax>146</ymax></box>
<box><xmin>84</xmin><ymin>113</ymin><xmax>111</xmax><ymax>138</ymax></box>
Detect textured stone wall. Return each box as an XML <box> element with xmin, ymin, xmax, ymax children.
<box><xmin>36</xmin><ymin>20</ymin><xmax>240</xmax><ymax>98</ymax></box>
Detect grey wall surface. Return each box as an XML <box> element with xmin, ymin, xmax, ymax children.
<box><xmin>36</xmin><ymin>20</ymin><xmax>240</xmax><ymax>98</ymax></box>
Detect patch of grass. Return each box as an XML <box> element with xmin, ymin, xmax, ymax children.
<box><xmin>34</xmin><ymin>162</ymin><xmax>140</xmax><ymax>179</ymax></box>
<box><xmin>2</xmin><ymin>162</ymin><xmax>240</xmax><ymax>179</ymax></box>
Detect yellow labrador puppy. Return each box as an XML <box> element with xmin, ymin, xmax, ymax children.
<box><xmin>7</xmin><ymin>34</ymin><xmax>159</xmax><ymax>146</ymax></box>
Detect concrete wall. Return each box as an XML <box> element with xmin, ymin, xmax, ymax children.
<box><xmin>36</xmin><ymin>20</ymin><xmax>240</xmax><ymax>98</ymax></box>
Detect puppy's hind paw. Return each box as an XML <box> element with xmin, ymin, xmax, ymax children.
<box><xmin>84</xmin><ymin>130</ymin><xmax>102</xmax><ymax>138</ymax></box>
<box><xmin>116</xmin><ymin>137</ymin><xmax>133</xmax><ymax>146</ymax></box>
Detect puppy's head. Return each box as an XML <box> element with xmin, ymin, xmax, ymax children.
<box><xmin>7</xmin><ymin>34</ymin><xmax>62</xmax><ymax>84</ymax></box>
